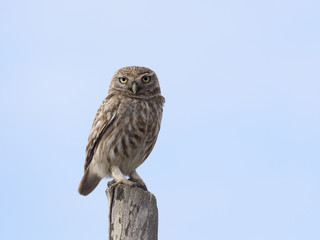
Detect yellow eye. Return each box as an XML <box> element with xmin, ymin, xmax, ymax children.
<box><xmin>119</xmin><ymin>77</ymin><xmax>128</xmax><ymax>84</ymax></box>
<box><xmin>142</xmin><ymin>76</ymin><xmax>151</xmax><ymax>83</ymax></box>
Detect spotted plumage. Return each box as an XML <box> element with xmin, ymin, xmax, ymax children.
<box><xmin>78</xmin><ymin>66</ymin><xmax>165</xmax><ymax>196</ymax></box>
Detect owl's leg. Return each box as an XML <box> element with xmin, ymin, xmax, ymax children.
<box><xmin>108</xmin><ymin>166</ymin><xmax>134</xmax><ymax>188</ymax></box>
<box><xmin>129</xmin><ymin>170</ymin><xmax>147</xmax><ymax>191</ymax></box>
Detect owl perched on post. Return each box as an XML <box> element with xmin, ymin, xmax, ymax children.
<box><xmin>78</xmin><ymin>66</ymin><xmax>165</xmax><ymax>196</ymax></box>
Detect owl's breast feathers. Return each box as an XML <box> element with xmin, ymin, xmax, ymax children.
<box><xmin>83</xmin><ymin>93</ymin><xmax>165</xmax><ymax>172</ymax></box>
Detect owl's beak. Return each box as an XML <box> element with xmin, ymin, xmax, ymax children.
<box><xmin>132</xmin><ymin>82</ymin><xmax>138</xmax><ymax>94</ymax></box>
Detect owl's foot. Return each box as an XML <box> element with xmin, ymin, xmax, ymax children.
<box><xmin>107</xmin><ymin>179</ymin><xmax>116</xmax><ymax>188</ymax></box>
<box><xmin>107</xmin><ymin>178</ymin><xmax>147</xmax><ymax>191</ymax></box>
<box><xmin>109</xmin><ymin>166</ymin><xmax>147</xmax><ymax>190</ymax></box>
<box><xmin>107</xmin><ymin>179</ymin><xmax>134</xmax><ymax>188</ymax></box>
<box><xmin>108</xmin><ymin>179</ymin><xmax>148</xmax><ymax>191</ymax></box>
<box><xmin>129</xmin><ymin>170</ymin><xmax>148</xmax><ymax>191</ymax></box>
<box><xmin>129</xmin><ymin>180</ymin><xmax>148</xmax><ymax>191</ymax></box>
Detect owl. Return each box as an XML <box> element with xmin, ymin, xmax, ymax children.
<box><xmin>78</xmin><ymin>66</ymin><xmax>165</xmax><ymax>196</ymax></box>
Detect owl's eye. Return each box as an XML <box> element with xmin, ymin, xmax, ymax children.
<box><xmin>142</xmin><ymin>76</ymin><xmax>151</xmax><ymax>83</ymax></box>
<box><xmin>119</xmin><ymin>77</ymin><xmax>128</xmax><ymax>84</ymax></box>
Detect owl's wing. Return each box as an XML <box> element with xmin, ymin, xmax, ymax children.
<box><xmin>84</xmin><ymin>93</ymin><xmax>117</xmax><ymax>170</ymax></box>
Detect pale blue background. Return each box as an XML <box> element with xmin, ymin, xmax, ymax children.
<box><xmin>1</xmin><ymin>0</ymin><xmax>319</xmax><ymax>239</ymax></box>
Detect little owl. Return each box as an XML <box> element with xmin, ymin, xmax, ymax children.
<box><xmin>78</xmin><ymin>66</ymin><xmax>165</xmax><ymax>196</ymax></box>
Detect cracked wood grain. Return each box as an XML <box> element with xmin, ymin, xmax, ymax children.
<box><xmin>106</xmin><ymin>184</ymin><xmax>158</xmax><ymax>240</ymax></box>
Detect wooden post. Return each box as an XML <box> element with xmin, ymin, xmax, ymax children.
<box><xmin>106</xmin><ymin>184</ymin><xmax>158</xmax><ymax>240</ymax></box>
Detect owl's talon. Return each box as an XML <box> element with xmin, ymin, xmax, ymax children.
<box><xmin>134</xmin><ymin>182</ymin><xmax>148</xmax><ymax>191</ymax></box>
<box><xmin>107</xmin><ymin>179</ymin><xmax>147</xmax><ymax>191</ymax></box>
<box><xmin>128</xmin><ymin>178</ymin><xmax>148</xmax><ymax>191</ymax></box>
<box><xmin>107</xmin><ymin>180</ymin><xmax>116</xmax><ymax>188</ymax></box>
<box><xmin>107</xmin><ymin>180</ymin><xmax>124</xmax><ymax>189</ymax></box>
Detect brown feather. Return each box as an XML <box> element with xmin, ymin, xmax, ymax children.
<box><xmin>84</xmin><ymin>94</ymin><xmax>116</xmax><ymax>170</ymax></box>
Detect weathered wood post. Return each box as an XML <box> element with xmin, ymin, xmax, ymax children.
<box><xmin>106</xmin><ymin>184</ymin><xmax>158</xmax><ymax>240</ymax></box>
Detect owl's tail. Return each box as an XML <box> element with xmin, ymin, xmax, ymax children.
<box><xmin>78</xmin><ymin>170</ymin><xmax>102</xmax><ymax>196</ymax></box>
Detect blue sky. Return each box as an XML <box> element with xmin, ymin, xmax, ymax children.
<box><xmin>0</xmin><ymin>0</ymin><xmax>319</xmax><ymax>239</ymax></box>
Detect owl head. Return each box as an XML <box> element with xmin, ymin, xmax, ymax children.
<box><xmin>109</xmin><ymin>66</ymin><xmax>161</xmax><ymax>97</ymax></box>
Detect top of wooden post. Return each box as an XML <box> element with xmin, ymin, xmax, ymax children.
<box><xmin>106</xmin><ymin>184</ymin><xmax>158</xmax><ymax>240</ymax></box>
